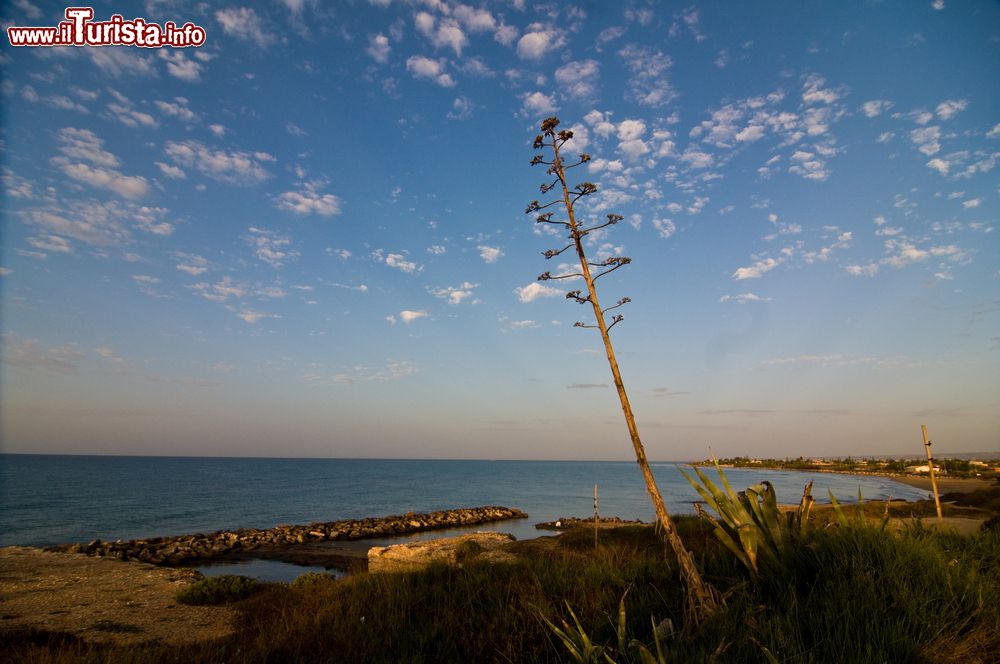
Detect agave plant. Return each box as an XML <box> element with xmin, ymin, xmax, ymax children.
<box><xmin>679</xmin><ymin>458</ymin><xmax>814</xmax><ymax>576</ymax></box>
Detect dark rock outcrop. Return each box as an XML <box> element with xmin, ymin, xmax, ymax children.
<box><xmin>535</xmin><ymin>516</ymin><xmax>644</xmax><ymax>531</ymax></box>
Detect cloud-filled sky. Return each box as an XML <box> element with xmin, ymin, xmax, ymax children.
<box><xmin>1</xmin><ymin>1</ymin><xmax>998</xmax><ymax>460</ymax></box>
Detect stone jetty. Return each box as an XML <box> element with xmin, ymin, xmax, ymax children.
<box><xmin>45</xmin><ymin>506</ymin><xmax>527</xmax><ymax>566</ymax></box>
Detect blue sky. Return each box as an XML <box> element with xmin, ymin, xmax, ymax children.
<box><xmin>1</xmin><ymin>0</ymin><xmax>997</xmax><ymax>460</ymax></box>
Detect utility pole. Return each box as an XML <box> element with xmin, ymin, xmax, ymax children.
<box><xmin>921</xmin><ymin>425</ymin><xmax>943</xmax><ymax>523</ymax></box>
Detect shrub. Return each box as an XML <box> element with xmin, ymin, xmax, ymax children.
<box><xmin>175</xmin><ymin>574</ymin><xmax>261</xmax><ymax>606</ymax></box>
<box><xmin>290</xmin><ymin>572</ymin><xmax>338</xmax><ymax>589</ymax></box>
<box><xmin>453</xmin><ymin>539</ymin><xmax>484</xmax><ymax>563</ymax></box>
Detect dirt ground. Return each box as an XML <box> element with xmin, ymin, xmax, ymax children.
<box><xmin>0</xmin><ymin>546</ymin><xmax>234</xmax><ymax>646</ymax></box>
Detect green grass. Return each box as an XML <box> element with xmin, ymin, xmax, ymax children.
<box><xmin>3</xmin><ymin>520</ymin><xmax>998</xmax><ymax>663</ymax></box>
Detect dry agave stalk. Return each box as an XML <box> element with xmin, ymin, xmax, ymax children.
<box><xmin>526</xmin><ymin>116</ymin><xmax>721</xmax><ymax>624</ymax></box>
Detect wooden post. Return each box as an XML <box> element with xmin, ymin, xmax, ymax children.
<box><xmin>921</xmin><ymin>425</ymin><xmax>943</xmax><ymax>523</ymax></box>
<box><xmin>594</xmin><ymin>482</ymin><xmax>599</xmax><ymax>549</ymax></box>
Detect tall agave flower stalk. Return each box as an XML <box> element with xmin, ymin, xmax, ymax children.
<box><xmin>526</xmin><ymin>117</ymin><xmax>721</xmax><ymax>624</ymax></box>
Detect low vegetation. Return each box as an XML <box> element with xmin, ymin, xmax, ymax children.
<box><xmin>3</xmin><ymin>509</ymin><xmax>998</xmax><ymax>663</ymax></box>
<box><xmin>175</xmin><ymin>575</ymin><xmax>263</xmax><ymax>606</ymax></box>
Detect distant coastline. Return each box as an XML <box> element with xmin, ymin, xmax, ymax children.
<box><xmin>692</xmin><ymin>456</ymin><xmax>1000</xmax><ymax>496</ymax></box>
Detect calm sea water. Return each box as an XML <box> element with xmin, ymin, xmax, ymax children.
<box><xmin>0</xmin><ymin>455</ymin><xmax>930</xmax><ymax>549</ymax></box>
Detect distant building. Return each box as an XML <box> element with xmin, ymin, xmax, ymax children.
<box><xmin>905</xmin><ymin>464</ymin><xmax>945</xmax><ymax>474</ymax></box>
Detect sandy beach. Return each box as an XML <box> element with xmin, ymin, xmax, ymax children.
<box><xmin>889</xmin><ymin>475</ymin><xmax>996</xmax><ymax>495</ymax></box>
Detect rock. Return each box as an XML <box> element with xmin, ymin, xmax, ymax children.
<box><xmin>367</xmin><ymin>532</ymin><xmax>516</xmax><ymax>573</ymax></box>
<box><xmin>50</xmin><ymin>506</ymin><xmax>528</xmax><ymax>567</ymax></box>
<box><xmin>535</xmin><ymin>516</ymin><xmax>644</xmax><ymax>531</ymax></box>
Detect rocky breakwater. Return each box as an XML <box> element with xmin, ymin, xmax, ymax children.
<box><xmin>45</xmin><ymin>506</ymin><xmax>527</xmax><ymax>566</ymax></box>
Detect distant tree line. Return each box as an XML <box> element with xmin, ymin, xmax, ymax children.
<box><xmin>697</xmin><ymin>456</ymin><xmax>999</xmax><ymax>478</ymax></box>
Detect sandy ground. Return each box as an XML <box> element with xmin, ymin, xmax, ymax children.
<box><xmin>0</xmin><ymin>546</ymin><xmax>234</xmax><ymax>646</ymax></box>
<box><xmin>889</xmin><ymin>475</ymin><xmax>996</xmax><ymax>495</ymax></box>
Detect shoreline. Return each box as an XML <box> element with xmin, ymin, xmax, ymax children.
<box><xmin>700</xmin><ymin>464</ymin><xmax>997</xmax><ymax>495</ymax></box>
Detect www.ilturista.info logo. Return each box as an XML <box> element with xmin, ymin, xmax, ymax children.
<box><xmin>7</xmin><ymin>7</ymin><xmax>206</xmax><ymax>48</ymax></box>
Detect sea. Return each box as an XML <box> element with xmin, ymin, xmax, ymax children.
<box><xmin>0</xmin><ymin>454</ymin><xmax>931</xmax><ymax>550</ymax></box>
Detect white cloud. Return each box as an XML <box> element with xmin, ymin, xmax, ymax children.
<box><xmin>190</xmin><ymin>276</ymin><xmax>247</xmax><ymax>303</ymax></box>
<box><xmin>399</xmin><ymin>310</ymin><xmax>428</xmax><ymax>323</ymax></box>
<box><xmin>454</xmin><ymin>5</ymin><xmax>497</xmax><ymax>32</ymax></box>
<box><xmin>61</xmin><ymin>162</ymin><xmax>150</xmax><ymax>198</ymax></box>
<box><xmin>24</xmin><ymin>200</ymin><xmax>170</xmax><ymax>248</ymax></box>
<box><xmin>733</xmin><ymin>257</ymin><xmax>780</xmax><ymax>280</ymax></box>
<box><xmin>174</xmin><ymin>252</ymin><xmax>209</xmax><ymax>275</ymax></box>
<box><xmin>926</xmin><ymin>157</ymin><xmax>950</xmax><ymax>175</ymax></box>
<box><xmin>367</xmin><ymin>33</ymin><xmax>391</xmax><ymax>63</ymax></box>
<box><xmin>164</xmin><ymin>140</ymin><xmax>273</xmax><ymax>184</ymax></box>
<box><xmin>275</xmin><ymin>182</ymin><xmax>342</xmax><ymax>216</ymax></box>
<box><xmin>486</xmin><ymin>19</ymin><xmax>515</xmax><ymax>45</ymax></box>
<box><xmin>517</xmin><ymin>26</ymin><xmax>565</xmax><ymax>59</ymax></box>
<box><xmin>106</xmin><ymin>100</ymin><xmax>158</xmax><ymax>129</ymax></box>
<box><xmin>555</xmin><ymin>59</ymin><xmax>599</xmax><ymax>99</ymax></box>
<box><xmin>861</xmin><ymin>100</ymin><xmax>893</xmax><ymax>117</ymax></box>
<box><xmin>845</xmin><ymin>263</ymin><xmax>879</xmax><ymax>277</ymax></box>
<box><xmin>478</xmin><ymin>245</ymin><xmax>503</xmax><ymax>263</ymax></box>
<box><xmin>430</xmin><ymin>282</ymin><xmax>478</xmax><ymax>305</ymax></box>
<box><xmin>3</xmin><ymin>169</ymin><xmax>34</xmax><ymax>199</ymax></box>
<box><xmin>910</xmin><ymin>126</ymin><xmax>941</xmax><ymax>155</ymax></box>
<box><xmin>246</xmin><ymin>227</ymin><xmax>299</xmax><ymax>267</ymax></box>
<box><xmin>414</xmin><ymin>11</ymin><xmax>468</xmax><ymax>55</ymax></box>
<box><xmin>155</xmin><ymin>161</ymin><xmax>186</xmax><ymax>179</ymax></box>
<box><xmin>0</xmin><ymin>334</ymin><xmax>85</xmax><ymax>374</ymax></box>
<box><xmin>87</xmin><ymin>48</ymin><xmax>157</xmax><ymax>78</ymax></box>
<box><xmin>159</xmin><ymin>50</ymin><xmax>202</xmax><ymax>82</ymax></box>
<box><xmin>801</xmin><ymin>73</ymin><xmax>840</xmax><ymax>105</ymax></box>
<box><xmin>54</xmin><ymin>127</ymin><xmax>118</xmax><ymax>167</ymax></box>
<box><xmin>405</xmin><ymin>55</ymin><xmax>456</xmax><ymax>87</ymax></box>
<box><xmin>788</xmin><ymin>150</ymin><xmax>830</xmax><ymax>181</ymax></box>
<box><xmin>384</xmin><ymin>252</ymin><xmax>420</xmax><ymax>274</ymax></box>
<box><xmin>155</xmin><ymin>97</ymin><xmax>198</xmax><ymax>123</ymax></box>
<box><xmin>215</xmin><ymin>7</ymin><xmax>273</xmax><ymax>47</ymax></box>
<box><xmin>447</xmin><ymin>96</ymin><xmax>474</xmax><ymax>120</ymax></box>
<box><xmin>932</xmin><ymin>0</ymin><xmax>945</xmax><ymax>9</ymax></box>
<box><xmin>987</xmin><ymin>123</ymin><xmax>1000</xmax><ymax>139</ymax></box>
<box><xmin>130</xmin><ymin>206</ymin><xmax>173</xmax><ymax>236</ymax></box>
<box><xmin>652</xmin><ymin>218</ymin><xmax>675</xmax><ymax>238</ymax></box>
<box><xmin>52</xmin><ymin>126</ymin><xmax>152</xmax><ymax>198</ymax></box>
<box><xmin>880</xmin><ymin>240</ymin><xmax>965</xmax><ymax>269</ymax></box>
<box><xmin>735</xmin><ymin>124</ymin><xmax>765</xmax><ymax>142</ymax></box>
<box><xmin>962</xmin><ymin>198</ymin><xmax>982</xmax><ymax>209</ymax></box>
<box><xmin>515</xmin><ymin>282</ymin><xmax>561</xmax><ymax>303</ymax></box>
<box><xmin>719</xmin><ymin>292</ymin><xmax>771</xmax><ymax>303</ymax></box>
<box><xmin>680</xmin><ymin>149</ymin><xmax>714</xmax><ymax>169</ymax></box>
<box><xmin>617</xmin><ymin>119</ymin><xmax>646</xmax><ymax>142</ymax></box>
<box><xmin>521</xmin><ymin>91</ymin><xmax>558</xmax><ymax>116</ymax></box>
<box><xmin>235</xmin><ymin>308</ymin><xmax>276</xmax><ymax>324</ymax></box>
<box><xmin>618</xmin><ymin>44</ymin><xmax>674</xmax><ymax>106</ymax></box>
<box><xmin>936</xmin><ymin>99</ymin><xmax>967</xmax><ymax>120</ymax></box>
<box><xmin>27</xmin><ymin>234</ymin><xmax>73</xmax><ymax>254</ymax></box>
